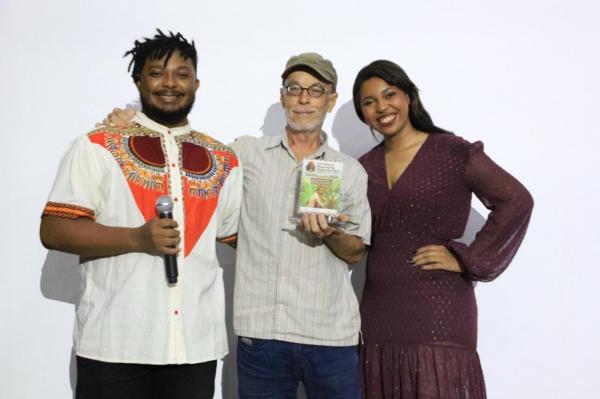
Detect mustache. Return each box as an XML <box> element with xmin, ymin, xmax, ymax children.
<box><xmin>291</xmin><ymin>107</ymin><xmax>318</xmax><ymax>113</ymax></box>
<box><xmin>155</xmin><ymin>90</ymin><xmax>184</xmax><ymax>96</ymax></box>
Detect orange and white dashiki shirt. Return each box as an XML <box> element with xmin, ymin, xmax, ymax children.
<box><xmin>42</xmin><ymin>112</ymin><xmax>242</xmax><ymax>365</ymax></box>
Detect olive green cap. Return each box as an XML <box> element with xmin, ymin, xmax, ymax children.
<box><xmin>281</xmin><ymin>52</ymin><xmax>337</xmax><ymax>89</ymax></box>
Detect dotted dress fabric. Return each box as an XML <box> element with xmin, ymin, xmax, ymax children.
<box><xmin>358</xmin><ymin>133</ymin><xmax>533</xmax><ymax>399</ymax></box>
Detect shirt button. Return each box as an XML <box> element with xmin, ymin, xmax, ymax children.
<box><xmin>174</xmin><ymin>197</ymin><xmax>178</xmax><ymax>202</ymax></box>
<box><xmin>174</xmin><ymin>310</ymin><xmax>179</xmax><ymax>315</ymax></box>
<box><xmin>171</xmin><ymin>163</ymin><xmax>176</xmax><ymax>168</ymax></box>
<box><xmin>167</xmin><ymin>130</ymin><xmax>172</xmax><ymax>135</ymax></box>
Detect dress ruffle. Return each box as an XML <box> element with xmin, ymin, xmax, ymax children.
<box><xmin>361</xmin><ymin>342</ymin><xmax>486</xmax><ymax>399</ymax></box>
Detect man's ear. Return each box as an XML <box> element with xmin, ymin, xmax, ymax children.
<box><xmin>327</xmin><ymin>92</ymin><xmax>338</xmax><ymax>113</ymax></box>
<box><xmin>195</xmin><ymin>79</ymin><xmax>200</xmax><ymax>92</ymax></box>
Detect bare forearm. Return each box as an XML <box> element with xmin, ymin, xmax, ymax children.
<box><xmin>324</xmin><ymin>230</ymin><xmax>365</xmax><ymax>264</ymax></box>
<box><xmin>40</xmin><ymin>215</ymin><xmax>142</xmax><ymax>257</ymax></box>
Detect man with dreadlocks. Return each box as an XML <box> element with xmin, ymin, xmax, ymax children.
<box><xmin>104</xmin><ymin>52</ymin><xmax>371</xmax><ymax>399</ymax></box>
<box><xmin>40</xmin><ymin>29</ymin><xmax>242</xmax><ymax>398</ymax></box>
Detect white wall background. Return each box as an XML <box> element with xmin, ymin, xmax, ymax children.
<box><xmin>2</xmin><ymin>0</ymin><xmax>599</xmax><ymax>397</ymax></box>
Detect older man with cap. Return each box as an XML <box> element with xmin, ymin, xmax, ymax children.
<box><xmin>230</xmin><ymin>53</ymin><xmax>371</xmax><ymax>399</ymax></box>
<box><xmin>102</xmin><ymin>52</ymin><xmax>371</xmax><ymax>398</ymax></box>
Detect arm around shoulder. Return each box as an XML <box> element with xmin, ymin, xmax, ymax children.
<box><xmin>216</xmin><ymin>157</ymin><xmax>244</xmax><ymax>246</ymax></box>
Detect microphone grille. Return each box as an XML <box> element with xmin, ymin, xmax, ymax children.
<box><xmin>156</xmin><ymin>195</ymin><xmax>174</xmax><ymax>213</ymax></box>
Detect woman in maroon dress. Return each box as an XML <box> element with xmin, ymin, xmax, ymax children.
<box><xmin>352</xmin><ymin>60</ymin><xmax>534</xmax><ymax>398</ymax></box>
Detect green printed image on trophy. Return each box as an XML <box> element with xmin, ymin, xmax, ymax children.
<box><xmin>298</xmin><ymin>159</ymin><xmax>343</xmax><ymax>217</ymax></box>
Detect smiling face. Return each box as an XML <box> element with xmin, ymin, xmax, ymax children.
<box><xmin>136</xmin><ymin>50</ymin><xmax>200</xmax><ymax>127</ymax></box>
<box><xmin>359</xmin><ymin>77</ymin><xmax>412</xmax><ymax>138</ymax></box>
<box><xmin>280</xmin><ymin>70</ymin><xmax>337</xmax><ymax>135</ymax></box>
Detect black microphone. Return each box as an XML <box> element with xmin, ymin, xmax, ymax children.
<box><xmin>156</xmin><ymin>195</ymin><xmax>178</xmax><ymax>284</ymax></box>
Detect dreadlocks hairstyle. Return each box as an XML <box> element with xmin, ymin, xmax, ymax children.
<box><xmin>124</xmin><ymin>29</ymin><xmax>197</xmax><ymax>83</ymax></box>
<box><xmin>352</xmin><ymin>60</ymin><xmax>450</xmax><ymax>134</ymax></box>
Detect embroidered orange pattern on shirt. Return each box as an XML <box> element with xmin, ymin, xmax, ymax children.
<box><xmin>84</xmin><ymin>126</ymin><xmax>239</xmax><ymax>257</ymax></box>
<box><xmin>178</xmin><ymin>132</ymin><xmax>239</xmax><ymax>256</ymax></box>
<box><xmin>43</xmin><ymin>202</ymin><xmax>95</xmax><ymax>220</ymax></box>
<box><xmin>218</xmin><ymin>234</ymin><xmax>237</xmax><ymax>244</ymax></box>
<box><xmin>88</xmin><ymin>127</ymin><xmax>168</xmax><ymax>222</ymax></box>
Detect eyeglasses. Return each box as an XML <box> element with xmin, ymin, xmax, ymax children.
<box><xmin>283</xmin><ymin>83</ymin><xmax>334</xmax><ymax>98</ymax></box>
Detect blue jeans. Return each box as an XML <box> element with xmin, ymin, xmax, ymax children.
<box><xmin>237</xmin><ymin>337</ymin><xmax>360</xmax><ymax>399</ymax></box>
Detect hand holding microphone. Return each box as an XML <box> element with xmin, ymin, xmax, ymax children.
<box><xmin>156</xmin><ymin>195</ymin><xmax>179</xmax><ymax>284</ymax></box>
<box><xmin>134</xmin><ymin>196</ymin><xmax>181</xmax><ymax>283</ymax></box>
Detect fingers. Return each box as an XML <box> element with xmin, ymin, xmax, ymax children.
<box><xmin>154</xmin><ymin>232</ymin><xmax>181</xmax><ymax>255</ymax></box>
<box><xmin>97</xmin><ymin>117</ymin><xmax>115</xmax><ymax>128</ymax></box>
<box><xmin>155</xmin><ymin>218</ymin><xmax>178</xmax><ymax>229</ymax></box>
<box><xmin>300</xmin><ymin>213</ymin><xmax>324</xmax><ymax>237</ymax></box>
<box><xmin>97</xmin><ymin>108</ymin><xmax>136</xmax><ymax>129</ymax></box>
<box><xmin>410</xmin><ymin>245</ymin><xmax>461</xmax><ymax>273</ymax></box>
<box><xmin>299</xmin><ymin>213</ymin><xmax>333</xmax><ymax>238</ymax></box>
<box><xmin>157</xmin><ymin>237</ymin><xmax>181</xmax><ymax>256</ymax></box>
<box><xmin>153</xmin><ymin>220</ymin><xmax>180</xmax><ymax>253</ymax></box>
<box><xmin>309</xmin><ymin>214</ymin><xmax>322</xmax><ymax>235</ymax></box>
<box><xmin>116</xmin><ymin>108</ymin><xmax>136</xmax><ymax>125</ymax></box>
<box><xmin>300</xmin><ymin>213</ymin><xmax>311</xmax><ymax>232</ymax></box>
<box><xmin>419</xmin><ymin>262</ymin><xmax>444</xmax><ymax>271</ymax></box>
<box><xmin>412</xmin><ymin>245</ymin><xmax>443</xmax><ymax>264</ymax></box>
<box><xmin>141</xmin><ymin>217</ymin><xmax>181</xmax><ymax>255</ymax></box>
<box><xmin>414</xmin><ymin>245</ymin><xmax>443</xmax><ymax>255</ymax></box>
<box><xmin>337</xmin><ymin>213</ymin><xmax>349</xmax><ymax>223</ymax></box>
<box><xmin>105</xmin><ymin>107</ymin><xmax>136</xmax><ymax>128</ymax></box>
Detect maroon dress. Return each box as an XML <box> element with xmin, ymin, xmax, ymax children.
<box><xmin>358</xmin><ymin>133</ymin><xmax>533</xmax><ymax>399</ymax></box>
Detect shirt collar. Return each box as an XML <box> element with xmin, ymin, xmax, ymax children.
<box><xmin>133</xmin><ymin>112</ymin><xmax>192</xmax><ymax>136</ymax></box>
<box><xmin>264</xmin><ymin>130</ymin><xmax>331</xmax><ymax>159</ymax></box>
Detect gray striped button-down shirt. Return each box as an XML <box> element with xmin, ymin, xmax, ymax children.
<box><xmin>230</xmin><ymin>132</ymin><xmax>371</xmax><ymax>346</ymax></box>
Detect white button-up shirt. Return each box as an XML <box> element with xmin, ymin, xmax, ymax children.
<box><xmin>231</xmin><ymin>133</ymin><xmax>371</xmax><ymax>346</ymax></box>
<box><xmin>43</xmin><ymin>113</ymin><xmax>242</xmax><ymax>364</ymax></box>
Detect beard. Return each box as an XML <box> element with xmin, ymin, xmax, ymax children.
<box><xmin>285</xmin><ymin>107</ymin><xmax>326</xmax><ymax>133</ymax></box>
<box><xmin>140</xmin><ymin>93</ymin><xmax>196</xmax><ymax>127</ymax></box>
